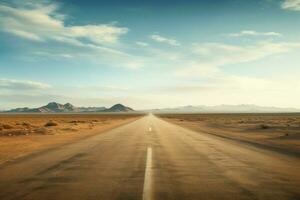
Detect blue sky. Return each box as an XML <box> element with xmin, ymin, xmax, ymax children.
<box><xmin>0</xmin><ymin>0</ymin><xmax>300</xmax><ymax>109</ymax></box>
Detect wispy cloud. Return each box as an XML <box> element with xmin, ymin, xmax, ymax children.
<box><xmin>191</xmin><ymin>41</ymin><xmax>300</xmax><ymax>68</ymax></box>
<box><xmin>0</xmin><ymin>1</ymin><xmax>148</xmax><ymax>69</ymax></box>
<box><xmin>150</xmin><ymin>34</ymin><xmax>180</xmax><ymax>46</ymax></box>
<box><xmin>0</xmin><ymin>3</ymin><xmax>128</xmax><ymax>45</ymax></box>
<box><xmin>137</xmin><ymin>38</ymin><xmax>300</xmax><ymax>81</ymax></box>
<box><xmin>33</xmin><ymin>51</ymin><xmax>74</xmax><ymax>59</ymax></box>
<box><xmin>281</xmin><ymin>0</ymin><xmax>300</xmax><ymax>11</ymax></box>
<box><xmin>136</xmin><ymin>41</ymin><xmax>149</xmax><ymax>47</ymax></box>
<box><xmin>0</xmin><ymin>78</ymin><xmax>51</xmax><ymax>90</ymax></box>
<box><xmin>229</xmin><ymin>30</ymin><xmax>282</xmax><ymax>37</ymax></box>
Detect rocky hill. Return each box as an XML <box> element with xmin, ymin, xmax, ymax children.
<box><xmin>5</xmin><ymin>102</ymin><xmax>134</xmax><ymax>113</ymax></box>
<box><xmin>104</xmin><ymin>104</ymin><xmax>134</xmax><ymax>112</ymax></box>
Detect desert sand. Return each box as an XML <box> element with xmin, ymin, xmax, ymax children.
<box><xmin>157</xmin><ymin>113</ymin><xmax>300</xmax><ymax>155</ymax></box>
<box><xmin>0</xmin><ymin>113</ymin><xmax>142</xmax><ymax>164</ymax></box>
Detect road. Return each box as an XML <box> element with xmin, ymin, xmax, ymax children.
<box><xmin>0</xmin><ymin>115</ymin><xmax>299</xmax><ymax>200</ymax></box>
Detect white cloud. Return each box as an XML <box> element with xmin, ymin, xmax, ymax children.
<box><xmin>138</xmin><ymin>39</ymin><xmax>300</xmax><ymax>84</ymax></box>
<box><xmin>281</xmin><ymin>0</ymin><xmax>300</xmax><ymax>11</ymax></box>
<box><xmin>0</xmin><ymin>3</ymin><xmax>128</xmax><ymax>46</ymax></box>
<box><xmin>171</xmin><ymin>40</ymin><xmax>300</xmax><ymax>101</ymax></box>
<box><xmin>67</xmin><ymin>25</ymin><xmax>128</xmax><ymax>44</ymax></box>
<box><xmin>164</xmin><ymin>38</ymin><xmax>300</xmax><ymax>108</ymax></box>
<box><xmin>150</xmin><ymin>34</ymin><xmax>180</xmax><ymax>46</ymax></box>
<box><xmin>0</xmin><ymin>2</ymin><xmax>148</xmax><ymax>69</ymax></box>
<box><xmin>230</xmin><ymin>30</ymin><xmax>282</xmax><ymax>37</ymax></box>
<box><xmin>136</xmin><ymin>41</ymin><xmax>149</xmax><ymax>46</ymax></box>
<box><xmin>0</xmin><ymin>78</ymin><xmax>51</xmax><ymax>90</ymax></box>
<box><xmin>33</xmin><ymin>51</ymin><xmax>74</xmax><ymax>59</ymax></box>
<box><xmin>6</xmin><ymin>28</ymin><xmax>44</xmax><ymax>41</ymax></box>
<box><xmin>191</xmin><ymin>41</ymin><xmax>300</xmax><ymax>68</ymax></box>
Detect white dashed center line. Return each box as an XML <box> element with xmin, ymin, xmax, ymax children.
<box><xmin>143</xmin><ymin>147</ymin><xmax>153</xmax><ymax>200</ymax></box>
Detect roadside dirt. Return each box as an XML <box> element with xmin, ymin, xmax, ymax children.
<box><xmin>0</xmin><ymin>114</ymin><xmax>142</xmax><ymax>164</ymax></box>
<box><xmin>157</xmin><ymin>113</ymin><xmax>300</xmax><ymax>156</ymax></box>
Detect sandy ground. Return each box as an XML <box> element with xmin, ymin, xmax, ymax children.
<box><xmin>0</xmin><ymin>114</ymin><xmax>142</xmax><ymax>164</ymax></box>
<box><xmin>157</xmin><ymin>113</ymin><xmax>300</xmax><ymax>155</ymax></box>
<box><xmin>0</xmin><ymin>114</ymin><xmax>299</xmax><ymax>200</ymax></box>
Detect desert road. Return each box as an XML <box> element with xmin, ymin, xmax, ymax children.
<box><xmin>0</xmin><ymin>115</ymin><xmax>299</xmax><ymax>200</ymax></box>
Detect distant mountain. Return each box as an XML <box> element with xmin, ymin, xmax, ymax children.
<box><xmin>6</xmin><ymin>102</ymin><xmax>79</xmax><ymax>113</ymax></box>
<box><xmin>5</xmin><ymin>102</ymin><xmax>298</xmax><ymax>113</ymax></box>
<box><xmin>4</xmin><ymin>102</ymin><xmax>134</xmax><ymax>113</ymax></box>
<box><xmin>41</xmin><ymin>102</ymin><xmax>79</xmax><ymax>112</ymax></box>
<box><xmin>77</xmin><ymin>106</ymin><xmax>106</xmax><ymax>112</ymax></box>
<box><xmin>104</xmin><ymin>104</ymin><xmax>134</xmax><ymax>112</ymax></box>
<box><xmin>151</xmin><ymin>104</ymin><xmax>300</xmax><ymax>113</ymax></box>
<box><xmin>7</xmin><ymin>107</ymin><xmax>33</xmax><ymax>113</ymax></box>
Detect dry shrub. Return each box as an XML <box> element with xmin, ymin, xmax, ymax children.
<box><xmin>260</xmin><ymin>124</ymin><xmax>270</xmax><ymax>129</ymax></box>
<box><xmin>34</xmin><ymin>127</ymin><xmax>48</xmax><ymax>134</ymax></box>
<box><xmin>22</xmin><ymin>122</ymin><xmax>31</xmax><ymax>126</ymax></box>
<box><xmin>2</xmin><ymin>124</ymin><xmax>13</xmax><ymax>129</ymax></box>
<box><xmin>69</xmin><ymin>120</ymin><xmax>85</xmax><ymax>123</ymax></box>
<box><xmin>44</xmin><ymin>121</ymin><xmax>58</xmax><ymax>127</ymax></box>
<box><xmin>60</xmin><ymin>128</ymin><xmax>78</xmax><ymax>132</ymax></box>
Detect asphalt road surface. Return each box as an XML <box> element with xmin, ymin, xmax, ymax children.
<box><xmin>0</xmin><ymin>115</ymin><xmax>299</xmax><ymax>200</ymax></box>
